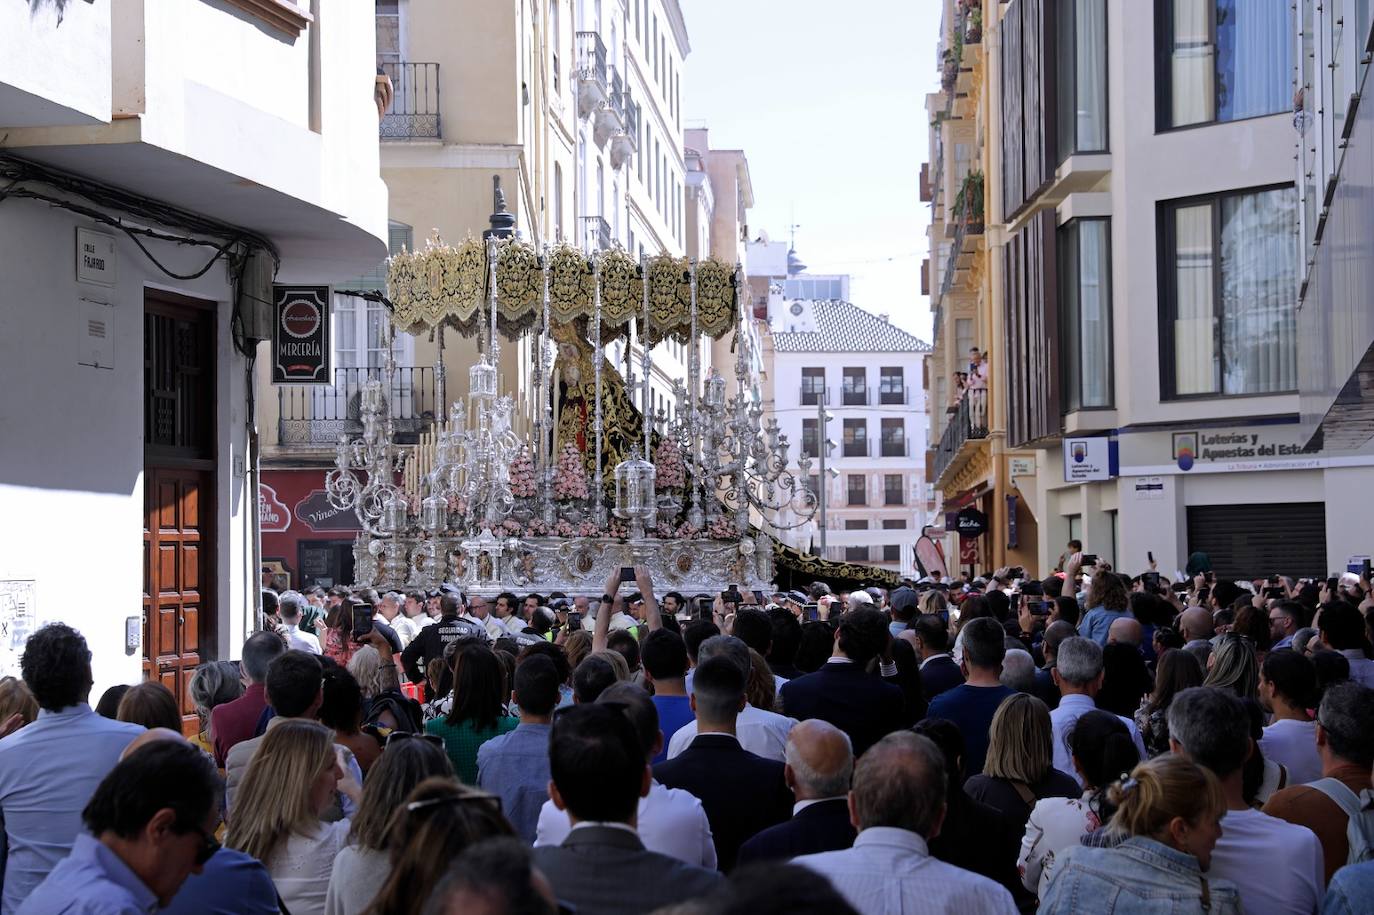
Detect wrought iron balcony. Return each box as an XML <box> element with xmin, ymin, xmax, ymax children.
<box><xmin>842</xmin><ymin>384</ymin><xmax>870</xmax><ymax>406</ymax></box>
<box><xmin>799</xmin><ymin>385</ymin><xmax>829</xmax><ymax>406</ymax></box>
<box><xmin>575</xmin><ymin>31</ymin><xmax>609</xmax><ymax>118</ymax></box>
<box><xmin>609</xmin><ymin>81</ymin><xmax>638</xmax><ymax>168</ymax></box>
<box><xmin>581</xmin><ymin>215</ymin><xmax>612</xmax><ymax>253</ymax></box>
<box><xmin>880</xmin><ymin>436</ymin><xmax>909</xmax><ymax>458</ymax></box>
<box><xmin>843</xmin><ymin>437</ymin><xmax>870</xmax><ymax>458</ymax></box>
<box><xmin>278</xmin><ymin>366</ymin><xmax>436</xmax><ymax>446</ymax></box>
<box><xmin>379</xmin><ymin>62</ymin><xmax>441</xmax><ymax>140</ymax></box>
<box><xmin>933</xmin><ymin>388</ymin><xmax>989</xmax><ymax>483</ymax></box>
<box><xmin>880</xmin><ymin>383</ymin><xmax>910</xmax><ymax>405</ymax></box>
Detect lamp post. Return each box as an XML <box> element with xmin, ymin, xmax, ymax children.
<box><xmin>817</xmin><ymin>395</ymin><xmax>834</xmax><ymax>554</ymax></box>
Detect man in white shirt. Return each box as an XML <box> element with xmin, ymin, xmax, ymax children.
<box><xmin>374</xmin><ymin>591</ymin><xmax>417</xmax><ymax>648</ymax></box>
<box><xmin>535</xmin><ymin>682</ymin><xmax>715</xmax><ymax>868</ymax></box>
<box><xmin>467</xmin><ymin>595</ymin><xmax>508</xmax><ymax>643</ymax></box>
<box><xmin>1169</xmin><ymin>686</ymin><xmax>1324</xmax><ymax>915</ymax></box>
<box><xmin>794</xmin><ymin>731</ymin><xmax>1017</xmax><ymax>914</ymax></box>
<box><xmin>403</xmin><ymin>590</ymin><xmax>435</xmax><ymax>630</ymax></box>
<box><xmin>1050</xmin><ymin>638</ymin><xmax>1146</xmax><ymax>784</ymax></box>
<box><xmin>665</xmin><ymin>636</ymin><xmax>796</xmax><ymax>762</ymax></box>
<box><xmin>277</xmin><ymin>591</ymin><xmax>320</xmax><ymax>655</ymax></box>
<box><xmin>1258</xmin><ymin>649</ymin><xmax>1322</xmax><ymax>785</ymax></box>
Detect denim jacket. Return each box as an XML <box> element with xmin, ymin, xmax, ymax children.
<box><xmin>1039</xmin><ymin>836</ymin><xmax>1241</xmax><ymax>915</ymax></box>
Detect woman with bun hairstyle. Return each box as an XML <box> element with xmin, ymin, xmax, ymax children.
<box><xmin>1018</xmin><ymin>710</ymin><xmax>1141</xmax><ymax>899</ymax></box>
<box><xmin>1038</xmin><ymin>755</ymin><xmax>1240</xmax><ymax>914</ymax></box>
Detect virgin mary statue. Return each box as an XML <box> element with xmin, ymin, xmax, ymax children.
<box><xmin>550</xmin><ymin>319</ymin><xmax>647</xmax><ymax>483</ymax></box>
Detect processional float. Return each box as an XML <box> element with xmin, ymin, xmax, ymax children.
<box><xmin>326</xmin><ymin>207</ymin><xmax>818</xmax><ymax>595</ymax></box>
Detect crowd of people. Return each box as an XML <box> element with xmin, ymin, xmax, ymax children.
<box><xmin>2</xmin><ymin>554</ymin><xmax>1373</xmax><ymax>914</ymax></box>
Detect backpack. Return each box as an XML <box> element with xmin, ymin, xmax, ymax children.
<box><xmin>1309</xmin><ymin>777</ymin><xmax>1374</xmax><ymax>865</ymax></box>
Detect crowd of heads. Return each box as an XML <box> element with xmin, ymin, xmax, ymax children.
<box><xmin>1</xmin><ymin>553</ymin><xmax>1371</xmax><ymax>914</ymax></box>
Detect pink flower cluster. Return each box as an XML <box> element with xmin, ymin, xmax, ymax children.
<box><xmin>653</xmin><ymin>437</ymin><xmax>686</xmax><ymax>490</ymax></box>
<box><xmin>553</xmin><ymin>444</ymin><xmax>589</xmax><ymax>501</ymax></box>
<box><xmin>707</xmin><ymin>516</ymin><xmax>736</xmax><ymax>540</ymax></box>
<box><xmin>509</xmin><ymin>447</ymin><xmax>537</xmax><ymax>498</ymax></box>
<box><xmin>499</xmin><ymin>518</ymin><xmax>523</xmax><ymax>536</ymax></box>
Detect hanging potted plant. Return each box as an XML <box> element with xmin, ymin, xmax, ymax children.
<box><xmin>966</xmin><ymin>7</ymin><xmax>983</xmax><ymax>43</ymax></box>
<box><xmin>959</xmin><ymin>171</ymin><xmax>985</xmax><ymax>233</ymax></box>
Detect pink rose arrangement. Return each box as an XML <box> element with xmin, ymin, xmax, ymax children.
<box><xmin>553</xmin><ymin>444</ymin><xmax>589</xmax><ymax>501</ymax></box>
<box><xmin>509</xmin><ymin>447</ymin><xmax>537</xmax><ymax>498</ymax></box>
<box><xmin>653</xmin><ymin>437</ymin><xmax>686</xmax><ymax>490</ymax></box>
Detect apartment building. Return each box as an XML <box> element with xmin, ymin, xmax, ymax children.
<box><xmin>0</xmin><ymin>0</ymin><xmax>389</xmax><ymax>708</ymax></box>
<box><xmin>936</xmin><ymin>0</ymin><xmax>1374</xmax><ymax>580</ymax></box>
<box><xmin>771</xmin><ymin>297</ymin><xmax>931</xmax><ymax>573</ymax></box>
<box><xmin>1295</xmin><ymin>3</ymin><xmax>1374</xmax><ymax>453</ymax></box>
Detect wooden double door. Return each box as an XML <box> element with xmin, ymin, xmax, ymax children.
<box><xmin>142</xmin><ymin>292</ymin><xmax>216</xmax><ymax>734</ymax></box>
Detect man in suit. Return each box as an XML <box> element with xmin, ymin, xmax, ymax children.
<box><xmin>912</xmin><ymin>614</ymin><xmax>964</xmax><ymax>701</ymax></box>
<box><xmin>532</xmin><ymin>704</ymin><xmax>721</xmax><ymax>914</ymax></box>
<box><xmin>654</xmin><ymin>656</ymin><xmax>794</xmax><ymax>872</ymax></box>
<box><xmin>737</xmin><ymin>719</ymin><xmax>857</xmax><ymax>864</ymax></box>
<box><xmin>778</xmin><ymin>608</ymin><xmax>906</xmax><ymax>757</ymax></box>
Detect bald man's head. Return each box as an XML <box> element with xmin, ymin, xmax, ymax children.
<box><xmin>118</xmin><ymin>727</ymin><xmax>187</xmax><ymax>761</ymax></box>
<box><xmin>1180</xmin><ymin>607</ymin><xmax>1214</xmax><ymax>641</ymax></box>
<box><xmin>1108</xmin><ymin>616</ymin><xmax>1143</xmax><ymax>647</ymax></box>
<box><xmin>783</xmin><ymin>719</ymin><xmax>854</xmax><ymax>800</ymax></box>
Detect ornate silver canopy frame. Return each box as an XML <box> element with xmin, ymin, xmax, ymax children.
<box><xmin>326</xmin><ymin>240</ymin><xmax>817</xmax><ymax>595</ymax></box>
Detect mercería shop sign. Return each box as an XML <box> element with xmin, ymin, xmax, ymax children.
<box><xmin>272</xmin><ymin>285</ymin><xmax>331</xmax><ymax>383</ymax></box>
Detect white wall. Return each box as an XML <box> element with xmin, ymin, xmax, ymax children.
<box><xmin>0</xmin><ymin>0</ymin><xmax>111</xmax><ymax>126</ymax></box>
<box><xmin>0</xmin><ymin>196</ymin><xmax>251</xmax><ymax>697</ymax></box>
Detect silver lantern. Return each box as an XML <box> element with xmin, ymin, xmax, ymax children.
<box><xmin>613</xmin><ymin>447</ymin><xmax>657</xmax><ymax>540</ymax></box>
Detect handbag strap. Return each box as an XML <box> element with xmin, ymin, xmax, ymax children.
<box><xmin>1010</xmin><ymin>780</ymin><xmax>1038</xmax><ymax>807</ymax></box>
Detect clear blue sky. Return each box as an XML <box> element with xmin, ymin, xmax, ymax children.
<box><xmin>682</xmin><ymin>0</ymin><xmax>940</xmax><ymax>341</ymax></box>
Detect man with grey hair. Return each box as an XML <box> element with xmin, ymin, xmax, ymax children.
<box><xmin>1049</xmin><ymin>637</ymin><xmax>1145</xmax><ymax>784</ymax></box>
<box><xmin>737</xmin><ymin>719</ymin><xmax>857</xmax><ymax>864</ymax></box>
<box><xmin>847</xmin><ymin>590</ymin><xmax>874</xmax><ymax>612</ymax></box>
<box><xmin>1169</xmin><ymin>686</ymin><xmax>1324</xmax><ymax>914</ymax></box>
<box><xmin>374</xmin><ymin>590</ymin><xmax>418</xmax><ymax>648</ymax></box>
<box><xmin>1263</xmin><ymin>681</ymin><xmax>1374</xmax><ymax>882</ymax></box>
<box><xmin>999</xmin><ymin>648</ymin><xmax>1036</xmax><ymax>694</ymax></box>
<box><xmin>276</xmin><ymin>591</ymin><xmax>320</xmax><ymax>655</ymax></box>
<box><xmin>665</xmin><ymin>635</ymin><xmax>797</xmax><ymax>762</ymax></box>
<box><xmin>793</xmin><ymin>732</ymin><xmax>1017</xmax><ymax>913</ymax></box>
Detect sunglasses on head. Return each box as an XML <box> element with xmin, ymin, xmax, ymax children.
<box><xmin>385</xmin><ymin>731</ymin><xmax>446</xmax><ymax>748</ymax></box>
<box><xmin>406</xmin><ymin>791</ymin><xmax>503</xmax><ymax>815</ymax></box>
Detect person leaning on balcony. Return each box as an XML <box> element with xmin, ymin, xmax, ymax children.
<box><xmin>948</xmin><ymin>372</ymin><xmax>967</xmax><ymax>413</ymax></box>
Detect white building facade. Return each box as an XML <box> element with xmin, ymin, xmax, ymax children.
<box><xmin>769</xmin><ymin>298</ymin><xmax>931</xmax><ymax>573</ymax></box>
<box><xmin>0</xmin><ymin>0</ymin><xmax>388</xmax><ymax>708</ymax></box>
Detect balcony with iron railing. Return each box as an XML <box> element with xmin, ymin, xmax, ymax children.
<box><xmin>379</xmin><ymin>62</ymin><xmax>440</xmax><ymax>139</ymax></box>
<box><xmin>575</xmin><ymin>31</ymin><xmax>609</xmax><ymax>119</ymax></box>
<box><xmin>581</xmin><ymin>215</ymin><xmax>612</xmax><ymax>252</ymax></box>
<box><xmin>842</xmin><ymin>384</ymin><xmax>870</xmax><ymax>406</ymax></box>
<box><xmin>610</xmin><ymin>82</ymin><xmax>639</xmax><ymax>168</ymax></box>
<box><xmin>933</xmin><ymin>387</ymin><xmax>988</xmax><ymax>486</ymax></box>
<box><xmin>843</xmin><ymin>437</ymin><xmax>870</xmax><ymax>459</ymax></box>
<box><xmin>880</xmin><ymin>384</ymin><xmax>911</xmax><ymax>405</ymax></box>
<box><xmin>880</xmin><ymin>436</ymin><xmax>910</xmax><ymax>459</ymax></box>
<box><xmin>800</xmin><ymin>385</ymin><xmax>829</xmax><ymax>407</ymax></box>
<box><xmin>278</xmin><ymin>366</ymin><xmax>437</xmax><ymax>447</ymax></box>
<box><xmin>939</xmin><ymin>170</ymin><xmax>985</xmax><ymax>301</ymax></box>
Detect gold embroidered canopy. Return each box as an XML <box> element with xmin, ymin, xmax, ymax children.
<box><xmin>386</xmin><ymin>235</ymin><xmax>740</xmax><ymax>343</ymax></box>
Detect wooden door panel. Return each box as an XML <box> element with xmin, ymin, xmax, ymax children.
<box><xmin>181</xmin><ymin>544</ymin><xmax>200</xmax><ymax>592</ymax></box>
<box><xmin>181</xmin><ymin>604</ymin><xmax>199</xmax><ymax>654</ymax></box>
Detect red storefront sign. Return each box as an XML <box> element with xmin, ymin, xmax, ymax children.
<box><xmin>959</xmin><ymin>536</ymin><xmax>980</xmax><ymax>565</ymax></box>
<box><xmin>260</xmin><ymin>471</ymin><xmax>362</xmax><ymax>582</ymax></box>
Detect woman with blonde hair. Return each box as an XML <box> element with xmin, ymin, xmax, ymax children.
<box><xmin>964</xmin><ymin>693</ymin><xmax>1078</xmax><ymax>831</ymax></box>
<box><xmin>362</xmin><ymin>777</ymin><xmax>515</xmax><ymax>915</ymax></box>
<box><xmin>1202</xmin><ymin>634</ymin><xmax>1260</xmax><ymax>700</ymax></box>
<box><xmin>563</xmin><ymin>629</ymin><xmax>593</xmax><ymax>671</ymax></box>
<box><xmin>918</xmin><ymin>589</ymin><xmax>948</xmax><ymax>617</ymax></box>
<box><xmin>228</xmin><ymin>719</ymin><xmax>360</xmax><ymax>915</ymax></box>
<box><xmin>1039</xmin><ymin>755</ymin><xmax>1240</xmax><ymax>914</ymax></box>
<box><xmin>324</xmin><ymin>736</ymin><xmax>454</xmax><ymax>915</ymax></box>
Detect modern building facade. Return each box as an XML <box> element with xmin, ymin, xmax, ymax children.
<box><xmin>1294</xmin><ymin>2</ymin><xmax>1374</xmax><ymax>449</ymax></box>
<box><xmin>0</xmin><ymin>0</ymin><xmax>389</xmax><ymax>710</ymax></box>
<box><xmin>929</xmin><ymin>0</ymin><xmax>1374</xmax><ymax>580</ymax></box>
<box><xmin>770</xmin><ymin>297</ymin><xmax>931</xmax><ymax>573</ymax></box>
